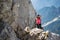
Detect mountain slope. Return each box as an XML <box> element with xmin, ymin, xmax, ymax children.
<box><xmin>38</xmin><ymin>6</ymin><xmax>60</xmax><ymax>35</ymax></box>
<box><xmin>38</xmin><ymin>6</ymin><xmax>60</xmax><ymax>23</ymax></box>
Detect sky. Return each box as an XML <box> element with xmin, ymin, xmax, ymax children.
<box><xmin>31</xmin><ymin>0</ymin><xmax>60</xmax><ymax>11</ymax></box>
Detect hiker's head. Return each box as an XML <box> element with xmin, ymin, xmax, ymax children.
<box><xmin>37</xmin><ymin>14</ymin><xmax>41</xmax><ymax>18</ymax></box>
<box><xmin>37</xmin><ymin>14</ymin><xmax>40</xmax><ymax>16</ymax></box>
<box><xmin>37</xmin><ymin>14</ymin><xmax>41</xmax><ymax>17</ymax></box>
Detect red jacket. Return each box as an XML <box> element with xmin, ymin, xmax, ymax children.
<box><xmin>35</xmin><ymin>17</ymin><xmax>41</xmax><ymax>24</ymax></box>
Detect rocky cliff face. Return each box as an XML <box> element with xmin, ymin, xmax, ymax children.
<box><xmin>0</xmin><ymin>0</ymin><xmax>36</xmax><ymax>40</ymax></box>
<box><xmin>13</xmin><ymin>0</ymin><xmax>36</xmax><ymax>29</ymax></box>
<box><xmin>0</xmin><ymin>0</ymin><xmax>14</xmax><ymax>24</ymax></box>
<box><xmin>0</xmin><ymin>0</ymin><xmax>36</xmax><ymax>29</ymax></box>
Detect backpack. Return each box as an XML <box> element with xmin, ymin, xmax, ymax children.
<box><xmin>36</xmin><ymin>18</ymin><xmax>41</xmax><ymax>24</ymax></box>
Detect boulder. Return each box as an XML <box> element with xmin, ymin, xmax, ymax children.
<box><xmin>24</xmin><ymin>27</ymin><xmax>49</xmax><ymax>40</ymax></box>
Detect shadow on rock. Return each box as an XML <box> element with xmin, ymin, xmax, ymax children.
<box><xmin>0</xmin><ymin>18</ymin><xmax>20</xmax><ymax>40</ymax></box>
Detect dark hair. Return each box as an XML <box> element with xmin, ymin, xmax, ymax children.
<box><xmin>0</xmin><ymin>18</ymin><xmax>4</xmax><ymax>33</ymax></box>
<box><xmin>37</xmin><ymin>14</ymin><xmax>40</xmax><ymax>16</ymax></box>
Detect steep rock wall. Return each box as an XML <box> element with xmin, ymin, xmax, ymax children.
<box><xmin>12</xmin><ymin>0</ymin><xmax>36</xmax><ymax>38</ymax></box>
<box><xmin>0</xmin><ymin>0</ymin><xmax>36</xmax><ymax>39</ymax></box>
<box><xmin>13</xmin><ymin>0</ymin><xmax>36</xmax><ymax>29</ymax></box>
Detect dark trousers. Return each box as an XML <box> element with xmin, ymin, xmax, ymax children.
<box><xmin>36</xmin><ymin>24</ymin><xmax>43</xmax><ymax>29</ymax></box>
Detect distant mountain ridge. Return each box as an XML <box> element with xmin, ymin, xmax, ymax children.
<box><xmin>38</xmin><ymin>6</ymin><xmax>60</xmax><ymax>23</ymax></box>
<box><xmin>38</xmin><ymin>6</ymin><xmax>60</xmax><ymax>35</ymax></box>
